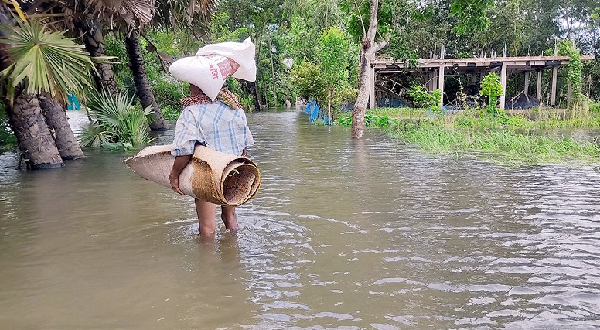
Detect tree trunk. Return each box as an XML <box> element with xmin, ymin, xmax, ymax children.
<box><xmin>351</xmin><ymin>0</ymin><xmax>386</xmax><ymax>139</ymax></box>
<box><xmin>327</xmin><ymin>89</ymin><xmax>332</xmax><ymax>125</ymax></box>
<box><xmin>243</xmin><ymin>80</ymin><xmax>262</xmax><ymax>111</ymax></box>
<box><xmin>38</xmin><ymin>94</ymin><xmax>84</xmax><ymax>160</ymax></box>
<box><xmin>125</xmin><ymin>31</ymin><xmax>166</xmax><ymax>131</ymax></box>
<box><xmin>9</xmin><ymin>94</ymin><xmax>64</xmax><ymax>169</ymax></box>
<box><xmin>0</xmin><ymin>4</ymin><xmax>62</xmax><ymax>169</ymax></box>
<box><xmin>253</xmin><ymin>34</ymin><xmax>264</xmax><ymax>111</ymax></box>
<box><xmin>75</xmin><ymin>20</ymin><xmax>119</xmax><ymax>95</ymax></box>
<box><xmin>251</xmin><ymin>81</ymin><xmax>262</xmax><ymax>111</ymax></box>
<box><xmin>352</xmin><ymin>50</ymin><xmax>371</xmax><ymax>138</ymax></box>
<box><xmin>268</xmin><ymin>36</ymin><xmax>277</xmax><ymax>107</ymax></box>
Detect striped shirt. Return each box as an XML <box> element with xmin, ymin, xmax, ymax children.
<box><xmin>171</xmin><ymin>101</ymin><xmax>254</xmax><ymax>157</ymax></box>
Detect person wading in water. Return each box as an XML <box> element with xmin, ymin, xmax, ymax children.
<box><xmin>168</xmin><ymin>39</ymin><xmax>256</xmax><ymax>238</ymax></box>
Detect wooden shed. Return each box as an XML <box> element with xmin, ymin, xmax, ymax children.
<box><xmin>369</xmin><ymin>53</ymin><xmax>595</xmax><ymax>110</ymax></box>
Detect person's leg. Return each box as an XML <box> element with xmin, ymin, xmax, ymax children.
<box><xmin>195</xmin><ymin>199</ymin><xmax>216</xmax><ymax>236</ymax></box>
<box><xmin>221</xmin><ymin>205</ymin><xmax>239</xmax><ymax>232</ymax></box>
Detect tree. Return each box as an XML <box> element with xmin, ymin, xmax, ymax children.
<box><xmin>350</xmin><ymin>0</ymin><xmax>388</xmax><ymax>139</ymax></box>
<box><xmin>13</xmin><ymin>0</ymin><xmax>168</xmax><ymax>130</ymax></box>
<box><xmin>0</xmin><ymin>16</ymin><xmax>93</xmax><ymax>168</ymax></box>
<box><xmin>215</xmin><ymin>0</ymin><xmax>289</xmax><ymax>109</ymax></box>
<box><xmin>125</xmin><ymin>30</ymin><xmax>166</xmax><ymax>130</ymax></box>
<box><xmin>315</xmin><ymin>26</ymin><xmax>357</xmax><ymax>123</ymax></box>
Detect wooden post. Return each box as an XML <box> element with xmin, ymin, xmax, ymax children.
<box><xmin>369</xmin><ymin>65</ymin><xmax>376</xmax><ymax>110</ymax></box>
<box><xmin>551</xmin><ymin>66</ymin><xmax>558</xmax><ymax>106</ymax></box>
<box><xmin>567</xmin><ymin>83</ymin><xmax>572</xmax><ymax>108</ymax></box>
<box><xmin>499</xmin><ymin>63</ymin><xmax>507</xmax><ymax>110</ymax></box>
<box><xmin>438</xmin><ymin>65</ymin><xmax>445</xmax><ymax>107</ymax></box>
<box><xmin>551</xmin><ymin>40</ymin><xmax>558</xmax><ymax>107</ymax></box>
<box><xmin>537</xmin><ymin>70</ymin><xmax>542</xmax><ymax>102</ymax></box>
<box><xmin>428</xmin><ymin>72</ymin><xmax>434</xmax><ymax>91</ymax></box>
<box><xmin>524</xmin><ymin>72</ymin><xmax>530</xmax><ymax>95</ymax></box>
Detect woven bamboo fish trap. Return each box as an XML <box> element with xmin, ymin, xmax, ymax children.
<box><xmin>125</xmin><ymin>145</ymin><xmax>261</xmax><ymax>206</ymax></box>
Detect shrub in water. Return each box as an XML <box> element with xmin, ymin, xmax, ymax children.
<box><xmin>81</xmin><ymin>92</ymin><xmax>152</xmax><ymax>150</ymax></box>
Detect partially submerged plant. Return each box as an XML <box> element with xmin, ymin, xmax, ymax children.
<box><xmin>81</xmin><ymin>91</ymin><xmax>152</xmax><ymax>150</ymax></box>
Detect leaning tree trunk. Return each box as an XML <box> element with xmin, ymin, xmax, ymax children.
<box><xmin>351</xmin><ymin>0</ymin><xmax>386</xmax><ymax>139</ymax></box>
<box><xmin>75</xmin><ymin>20</ymin><xmax>119</xmax><ymax>95</ymax></box>
<box><xmin>9</xmin><ymin>94</ymin><xmax>64</xmax><ymax>169</ymax></box>
<box><xmin>125</xmin><ymin>31</ymin><xmax>166</xmax><ymax>131</ymax></box>
<box><xmin>38</xmin><ymin>94</ymin><xmax>84</xmax><ymax>160</ymax></box>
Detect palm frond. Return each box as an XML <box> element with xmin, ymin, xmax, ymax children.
<box><xmin>0</xmin><ymin>19</ymin><xmax>95</xmax><ymax>103</ymax></box>
<box><xmin>82</xmin><ymin>91</ymin><xmax>151</xmax><ymax>149</ymax></box>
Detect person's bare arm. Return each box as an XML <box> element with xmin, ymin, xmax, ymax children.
<box><xmin>169</xmin><ymin>155</ymin><xmax>192</xmax><ymax>195</ymax></box>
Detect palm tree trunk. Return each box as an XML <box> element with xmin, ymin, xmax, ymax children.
<box><xmin>0</xmin><ymin>4</ymin><xmax>62</xmax><ymax>169</ymax></box>
<box><xmin>125</xmin><ymin>31</ymin><xmax>166</xmax><ymax>131</ymax></box>
<box><xmin>38</xmin><ymin>94</ymin><xmax>84</xmax><ymax>160</ymax></box>
<box><xmin>76</xmin><ymin>20</ymin><xmax>119</xmax><ymax>95</ymax></box>
<box><xmin>9</xmin><ymin>93</ymin><xmax>64</xmax><ymax>169</ymax></box>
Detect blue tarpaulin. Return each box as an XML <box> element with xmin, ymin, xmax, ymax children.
<box><xmin>67</xmin><ymin>94</ymin><xmax>81</xmax><ymax>110</ymax></box>
<box><xmin>303</xmin><ymin>100</ymin><xmax>329</xmax><ymax>124</ymax></box>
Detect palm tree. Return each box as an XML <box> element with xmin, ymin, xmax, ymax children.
<box><xmin>0</xmin><ymin>15</ymin><xmax>93</xmax><ymax>168</ymax></box>
<box><xmin>20</xmin><ymin>0</ymin><xmax>167</xmax><ymax>130</ymax></box>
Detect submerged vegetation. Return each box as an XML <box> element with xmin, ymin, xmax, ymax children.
<box><xmin>80</xmin><ymin>92</ymin><xmax>152</xmax><ymax>151</ymax></box>
<box><xmin>337</xmin><ymin>106</ymin><xmax>600</xmax><ymax>165</ymax></box>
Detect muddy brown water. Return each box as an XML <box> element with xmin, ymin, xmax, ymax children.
<box><xmin>1</xmin><ymin>109</ymin><xmax>600</xmax><ymax>329</ymax></box>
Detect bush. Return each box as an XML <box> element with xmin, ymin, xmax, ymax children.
<box><xmin>407</xmin><ymin>86</ymin><xmax>442</xmax><ymax>110</ymax></box>
<box><xmin>480</xmin><ymin>72</ymin><xmax>504</xmax><ymax>115</ymax></box>
<box><xmin>153</xmin><ymin>75</ymin><xmax>187</xmax><ymax>120</ymax></box>
<box><xmin>336</xmin><ymin>112</ymin><xmax>394</xmax><ymax>129</ymax></box>
<box><xmin>0</xmin><ymin>103</ymin><xmax>17</xmax><ymax>150</ymax></box>
<box><xmin>81</xmin><ymin>92</ymin><xmax>152</xmax><ymax>150</ymax></box>
<box><xmin>590</xmin><ymin>100</ymin><xmax>600</xmax><ymax>114</ymax></box>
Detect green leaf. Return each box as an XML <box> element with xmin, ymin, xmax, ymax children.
<box><xmin>0</xmin><ymin>19</ymin><xmax>95</xmax><ymax>102</ymax></box>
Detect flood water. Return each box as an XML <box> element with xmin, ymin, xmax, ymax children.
<box><xmin>1</xmin><ymin>109</ymin><xmax>600</xmax><ymax>330</ymax></box>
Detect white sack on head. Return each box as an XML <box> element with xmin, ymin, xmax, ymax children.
<box><xmin>168</xmin><ymin>54</ymin><xmax>232</xmax><ymax>100</ymax></box>
<box><xmin>168</xmin><ymin>38</ymin><xmax>257</xmax><ymax>100</ymax></box>
<box><xmin>196</xmin><ymin>37</ymin><xmax>256</xmax><ymax>82</ymax></box>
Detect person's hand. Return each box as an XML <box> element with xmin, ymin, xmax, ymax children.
<box><xmin>169</xmin><ymin>174</ymin><xmax>184</xmax><ymax>195</ymax></box>
<box><xmin>242</xmin><ymin>148</ymin><xmax>247</xmax><ymax>157</ymax></box>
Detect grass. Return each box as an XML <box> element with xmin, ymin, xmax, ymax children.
<box><xmin>337</xmin><ymin>105</ymin><xmax>600</xmax><ymax>166</ymax></box>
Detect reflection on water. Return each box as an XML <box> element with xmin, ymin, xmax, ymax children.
<box><xmin>1</xmin><ymin>108</ymin><xmax>600</xmax><ymax>329</ymax></box>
